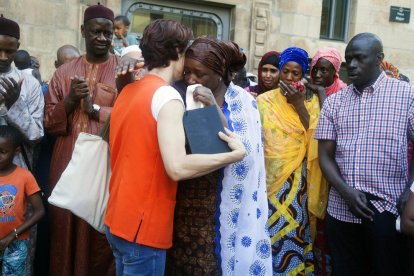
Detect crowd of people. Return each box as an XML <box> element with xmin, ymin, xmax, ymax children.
<box><xmin>1</xmin><ymin>2</ymin><xmax>414</xmax><ymax>276</ymax></box>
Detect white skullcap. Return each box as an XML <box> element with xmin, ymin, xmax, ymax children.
<box><xmin>121</xmin><ymin>45</ymin><xmax>142</xmax><ymax>58</ymax></box>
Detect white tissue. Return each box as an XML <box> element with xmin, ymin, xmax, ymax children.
<box><xmin>186</xmin><ymin>84</ymin><xmax>204</xmax><ymax>110</ymax></box>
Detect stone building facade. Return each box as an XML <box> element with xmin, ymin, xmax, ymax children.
<box><xmin>0</xmin><ymin>0</ymin><xmax>121</xmax><ymax>80</ymax></box>
<box><xmin>3</xmin><ymin>0</ymin><xmax>414</xmax><ymax>81</ymax></box>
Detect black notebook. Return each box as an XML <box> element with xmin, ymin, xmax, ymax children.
<box><xmin>183</xmin><ymin>105</ymin><xmax>231</xmax><ymax>154</ymax></box>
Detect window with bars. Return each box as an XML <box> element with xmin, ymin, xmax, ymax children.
<box><xmin>127</xmin><ymin>2</ymin><xmax>223</xmax><ymax>43</ymax></box>
<box><xmin>320</xmin><ymin>0</ymin><xmax>351</xmax><ymax>41</ymax></box>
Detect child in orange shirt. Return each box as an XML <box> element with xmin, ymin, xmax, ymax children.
<box><xmin>0</xmin><ymin>125</ymin><xmax>44</xmax><ymax>275</ymax></box>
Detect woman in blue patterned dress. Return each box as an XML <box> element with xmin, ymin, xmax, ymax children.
<box><xmin>166</xmin><ymin>37</ymin><xmax>272</xmax><ymax>276</ymax></box>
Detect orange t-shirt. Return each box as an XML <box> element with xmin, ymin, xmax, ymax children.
<box><xmin>0</xmin><ymin>166</ymin><xmax>40</xmax><ymax>240</ymax></box>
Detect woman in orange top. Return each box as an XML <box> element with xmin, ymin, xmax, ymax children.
<box><xmin>105</xmin><ymin>20</ymin><xmax>245</xmax><ymax>276</ymax></box>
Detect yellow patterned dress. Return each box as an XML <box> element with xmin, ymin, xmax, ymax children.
<box><xmin>257</xmin><ymin>88</ymin><xmax>328</xmax><ymax>276</ymax></box>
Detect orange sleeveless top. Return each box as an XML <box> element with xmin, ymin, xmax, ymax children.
<box><xmin>105</xmin><ymin>75</ymin><xmax>177</xmax><ymax>249</ymax></box>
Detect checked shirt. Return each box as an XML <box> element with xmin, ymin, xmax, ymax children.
<box><xmin>314</xmin><ymin>72</ymin><xmax>414</xmax><ymax>223</ymax></box>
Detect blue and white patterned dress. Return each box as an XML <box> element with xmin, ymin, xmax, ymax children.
<box><xmin>217</xmin><ymin>83</ymin><xmax>272</xmax><ymax>276</ymax></box>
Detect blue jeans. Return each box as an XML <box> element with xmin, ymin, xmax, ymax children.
<box><xmin>105</xmin><ymin>226</ymin><xmax>166</xmax><ymax>276</ymax></box>
<box><xmin>0</xmin><ymin>239</ymin><xmax>28</xmax><ymax>276</ymax></box>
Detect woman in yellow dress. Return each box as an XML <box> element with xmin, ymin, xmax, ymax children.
<box><xmin>256</xmin><ymin>47</ymin><xmax>327</xmax><ymax>275</ymax></box>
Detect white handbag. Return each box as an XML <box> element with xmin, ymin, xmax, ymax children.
<box><xmin>48</xmin><ymin>132</ymin><xmax>111</xmax><ymax>233</ymax></box>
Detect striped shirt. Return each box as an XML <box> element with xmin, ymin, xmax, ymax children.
<box><xmin>314</xmin><ymin>72</ymin><xmax>414</xmax><ymax>223</ymax></box>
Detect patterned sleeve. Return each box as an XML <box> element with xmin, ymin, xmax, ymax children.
<box><xmin>408</xmin><ymin>90</ymin><xmax>414</xmax><ymax>141</ymax></box>
<box><xmin>6</xmin><ymin>75</ymin><xmax>44</xmax><ymax>141</ymax></box>
<box><xmin>24</xmin><ymin>169</ymin><xmax>41</xmax><ymax>196</ymax></box>
<box><xmin>314</xmin><ymin>96</ymin><xmax>337</xmax><ymax>141</ymax></box>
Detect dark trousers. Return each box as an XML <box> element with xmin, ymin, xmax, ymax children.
<box><xmin>326</xmin><ymin>211</ymin><xmax>408</xmax><ymax>276</ymax></box>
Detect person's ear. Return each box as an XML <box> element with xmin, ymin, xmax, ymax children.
<box><xmin>377</xmin><ymin>52</ymin><xmax>385</xmax><ymax>65</ymax></box>
<box><xmin>54</xmin><ymin>60</ymin><xmax>58</xmax><ymax>69</ymax></box>
<box><xmin>17</xmin><ymin>41</ymin><xmax>20</xmax><ymax>50</ymax></box>
<box><xmin>176</xmin><ymin>47</ymin><xmax>185</xmax><ymax>58</ymax></box>
<box><xmin>81</xmin><ymin>24</ymin><xmax>85</xmax><ymax>38</ymax></box>
<box><xmin>14</xmin><ymin>146</ymin><xmax>21</xmax><ymax>155</ymax></box>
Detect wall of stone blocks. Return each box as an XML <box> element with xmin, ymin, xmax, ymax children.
<box><xmin>0</xmin><ymin>0</ymin><xmax>121</xmax><ymax>81</ymax></box>
<box><xmin>2</xmin><ymin>0</ymin><xmax>414</xmax><ymax>82</ymax></box>
<box><xmin>350</xmin><ymin>0</ymin><xmax>414</xmax><ymax>81</ymax></box>
<box><xmin>227</xmin><ymin>0</ymin><xmax>414</xmax><ymax>81</ymax></box>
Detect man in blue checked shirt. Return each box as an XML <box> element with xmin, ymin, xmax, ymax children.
<box><xmin>315</xmin><ymin>32</ymin><xmax>412</xmax><ymax>276</ymax></box>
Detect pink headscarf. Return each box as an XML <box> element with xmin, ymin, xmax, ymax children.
<box><xmin>310</xmin><ymin>47</ymin><xmax>347</xmax><ymax>96</ymax></box>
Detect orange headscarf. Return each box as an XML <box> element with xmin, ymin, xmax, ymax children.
<box><xmin>381</xmin><ymin>60</ymin><xmax>400</xmax><ymax>79</ymax></box>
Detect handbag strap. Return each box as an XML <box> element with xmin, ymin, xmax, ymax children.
<box><xmin>99</xmin><ymin>115</ymin><xmax>110</xmax><ymax>143</ymax></box>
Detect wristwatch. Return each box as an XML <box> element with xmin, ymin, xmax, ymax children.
<box><xmin>92</xmin><ymin>104</ymin><xmax>101</xmax><ymax>116</ymax></box>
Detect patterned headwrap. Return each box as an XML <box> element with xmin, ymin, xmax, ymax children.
<box><xmin>381</xmin><ymin>60</ymin><xmax>400</xmax><ymax>79</ymax></box>
<box><xmin>186</xmin><ymin>36</ymin><xmax>246</xmax><ymax>86</ymax></box>
<box><xmin>399</xmin><ymin>73</ymin><xmax>410</xmax><ymax>83</ymax></box>
<box><xmin>279</xmin><ymin>47</ymin><xmax>309</xmax><ymax>75</ymax></box>
<box><xmin>310</xmin><ymin>47</ymin><xmax>347</xmax><ymax>96</ymax></box>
